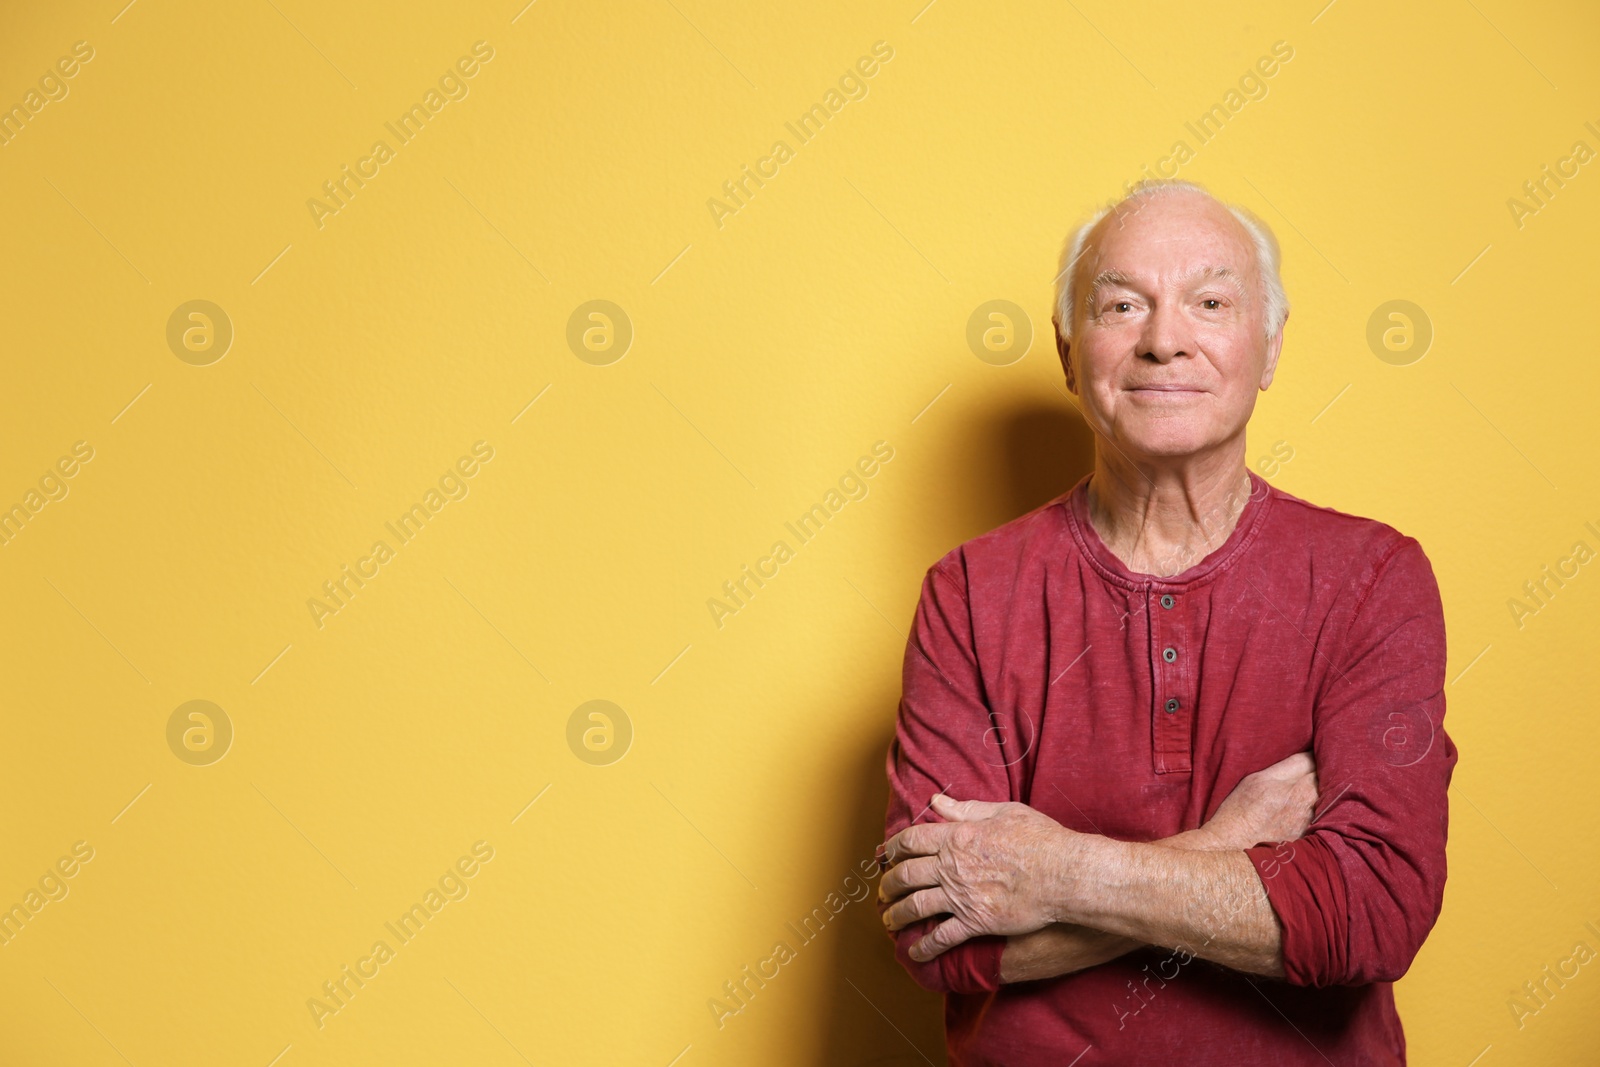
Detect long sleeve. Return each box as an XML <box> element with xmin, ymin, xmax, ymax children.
<box><xmin>1244</xmin><ymin>536</ymin><xmax>1459</xmax><ymax>987</ymax></box>
<box><xmin>879</xmin><ymin>558</ymin><xmax>1010</xmax><ymax>995</ymax></box>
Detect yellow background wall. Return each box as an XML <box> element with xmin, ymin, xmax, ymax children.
<box><xmin>1</xmin><ymin>1</ymin><xmax>1596</xmax><ymax>1063</ymax></box>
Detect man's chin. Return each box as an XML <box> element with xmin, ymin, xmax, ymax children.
<box><xmin>1111</xmin><ymin>423</ymin><xmax>1222</xmax><ymax>460</ymax></box>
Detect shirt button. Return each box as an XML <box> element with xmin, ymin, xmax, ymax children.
<box><xmin>1163</xmin><ymin>647</ymin><xmax>1178</xmax><ymax>663</ymax></box>
<box><xmin>1160</xmin><ymin>594</ymin><xmax>1175</xmax><ymax>609</ymax></box>
<box><xmin>1164</xmin><ymin>697</ymin><xmax>1180</xmax><ymax>714</ymax></box>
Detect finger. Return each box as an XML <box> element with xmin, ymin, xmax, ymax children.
<box><xmin>883</xmin><ymin>886</ymin><xmax>952</xmax><ymax>933</ymax></box>
<box><xmin>1303</xmin><ymin>774</ymin><xmax>1320</xmax><ymax>806</ymax></box>
<box><xmin>881</xmin><ymin>822</ymin><xmax>948</xmax><ymax>865</ymax></box>
<box><xmin>878</xmin><ymin>855</ymin><xmax>940</xmax><ymax>904</ymax></box>
<box><xmin>910</xmin><ymin>914</ymin><xmax>980</xmax><ymax>962</ymax></box>
<box><xmin>930</xmin><ymin>793</ymin><xmax>1011</xmax><ymax>822</ymax></box>
<box><xmin>1265</xmin><ymin>751</ymin><xmax>1314</xmax><ymax>779</ymax></box>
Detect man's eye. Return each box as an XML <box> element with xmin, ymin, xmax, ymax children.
<box><xmin>1111</xmin><ymin>302</ymin><xmax>1132</xmax><ymax>313</ymax></box>
<box><xmin>1201</xmin><ymin>299</ymin><xmax>1223</xmax><ymax>310</ymax></box>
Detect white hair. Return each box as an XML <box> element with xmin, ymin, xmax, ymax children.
<box><xmin>1052</xmin><ymin>179</ymin><xmax>1289</xmax><ymax>342</ymax></box>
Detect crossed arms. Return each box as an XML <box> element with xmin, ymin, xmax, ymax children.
<box><xmin>877</xmin><ymin>540</ymin><xmax>1457</xmax><ymax>994</ymax></box>
<box><xmin>878</xmin><ymin>754</ymin><xmax>1313</xmax><ymax>984</ymax></box>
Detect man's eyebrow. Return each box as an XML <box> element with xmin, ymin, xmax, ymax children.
<box><xmin>1084</xmin><ymin>264</ymin><xmax>1249</xmax><ymax>310</ymax></box>
<box><xmin>1086</xmin><ymin>269</ymin><xmax>1136</xmax><ymax>303</ymax></box>
<box><xmin>1185</xmin><ymin>264</ymin><xmax>1248</xmax><ymax>291</ymax></box>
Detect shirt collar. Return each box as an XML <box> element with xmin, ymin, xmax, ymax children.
<box><xmin>1061</xmin><ymin>468</ymin><xmax>1274</xmax><ymax>590</ymax></box>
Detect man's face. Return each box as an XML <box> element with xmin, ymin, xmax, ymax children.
<box><xmin>1056</xmin><ymin>192</ymin><xmax>1284</xmax><ymax>460</ymax></box>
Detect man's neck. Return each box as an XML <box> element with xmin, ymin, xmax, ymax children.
<box><xmin>1085</xmin><ymin>444</ymin><xmax>1254</xmax><ymax>578</ymax></box>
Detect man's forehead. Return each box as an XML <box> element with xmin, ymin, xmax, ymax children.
<box><xmin>1097</xmin><ymin>195</ymin><xmax>1251</xmax><ymax>259</ymax></box>
<box><xmin>1088</xmin><ymin>262</ymin><xmax>1250</xmax><ymax>291</ymax></box>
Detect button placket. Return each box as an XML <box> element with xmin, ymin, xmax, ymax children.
<box><xmin>1151</xmin><ymin>587</ymin><xmax>1191</xmax><ymax>774</ymax></box>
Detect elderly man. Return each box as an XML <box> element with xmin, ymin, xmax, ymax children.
<box><xmin>876</xmin><ymin>179</ymin><xmax>1456</xmax><ymax>1064</ymax></box>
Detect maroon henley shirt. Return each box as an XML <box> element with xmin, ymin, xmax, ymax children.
<box><xmin>880</xmin><ymin>470</ymin><xmax>1457</xmax><ymax>1065</ymax></box>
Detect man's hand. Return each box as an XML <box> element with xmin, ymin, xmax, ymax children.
<box><xmin>1189</xmin><ymin>751</ymin><xmax>1319</xmax><ymax>850</ymax></box>
<box><xmin>993</xmin><ymin>753</ymin><xmax>1321</xmax><ymax>982</ymax></box>
<box><xmin>998</xmin><ymin>921</ymin><xmax>1135</xmax><ymax>983</ymax></box>
<box><xmin>878</xmin><ymin>751</ymin><xmax>1320</xmax><ymax>972</ymax></box>
<box><xmin>878</xmin><ymin>793</ymin><xmax>1083</xmax><ymax>961</ymax></box>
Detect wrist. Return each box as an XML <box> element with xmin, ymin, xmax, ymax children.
<box><xmin>1162</xmin><ymin>826</ymin><xmax>1223</xmax><ymax>851</ymax></box>
<box><xmin>1048</xmin><ymin>830</ymin><xmax>1123</xmax><ymax>926</ymax></box>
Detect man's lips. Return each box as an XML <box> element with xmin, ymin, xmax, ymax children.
<box><xmin>1127</xmin><ymin>384</ymin><xmax>1206</xmax><ymax>393</ymax></box>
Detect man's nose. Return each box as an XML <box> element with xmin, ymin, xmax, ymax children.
<box><xmin>1139</xmin><ymin>301</ymin><xmax>1191</xmax><ymax>363</ymax></box>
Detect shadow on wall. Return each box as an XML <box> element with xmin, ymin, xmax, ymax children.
<box><xmin>806</xmin><ymin>397</ymin><xmax>1095</xmax><ymax>1066</ymax></box>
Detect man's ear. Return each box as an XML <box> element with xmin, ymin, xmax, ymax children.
<box><xmin>1259</xmin><ymin>312</ymin><xmax>1288</xmax><ymax>390</ymax></box>
<box><xmin>1054</xmin><ymin>315</ymin><xmax>1076</xmax><ymax>394</ymax></box>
